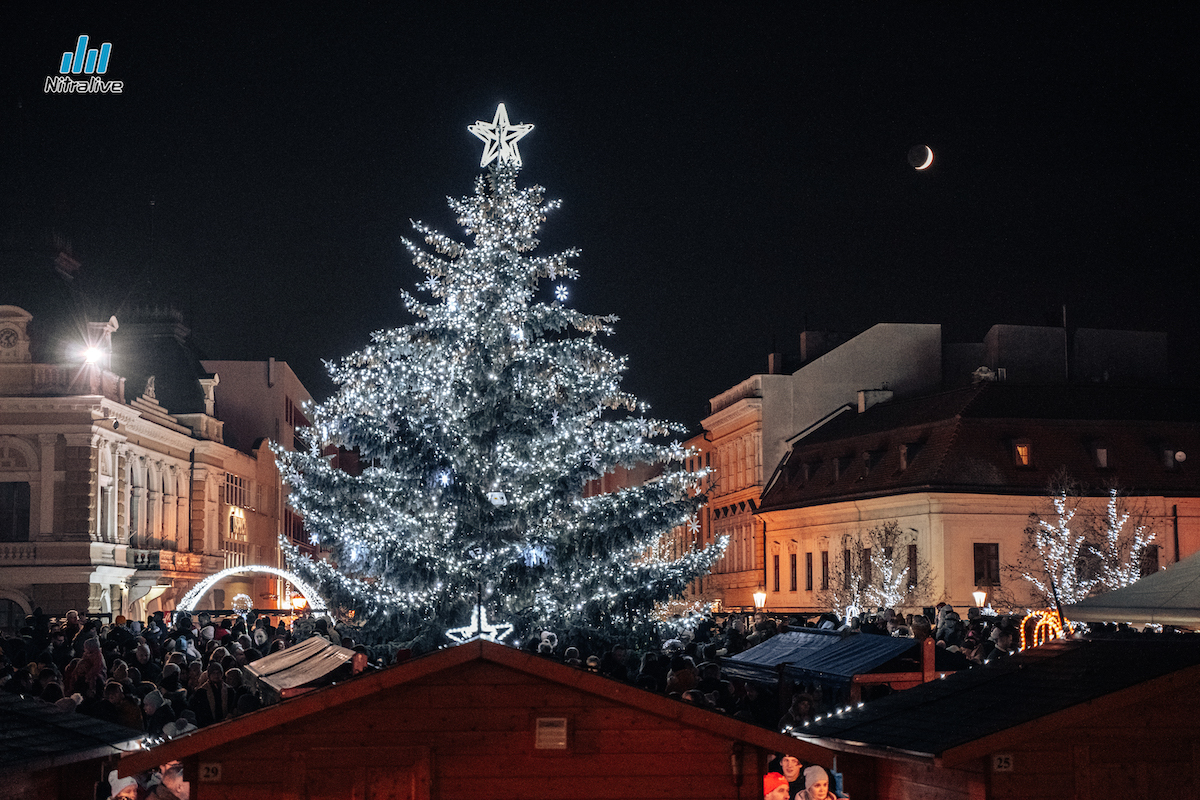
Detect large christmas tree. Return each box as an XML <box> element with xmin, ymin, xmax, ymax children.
<box><xmin>277</xmin><ymin>105</ymin><xmax>724</xmax><ymax>652</ymax></box>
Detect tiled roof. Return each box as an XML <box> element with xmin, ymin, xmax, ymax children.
<box><xmin>760</xmin><ymin>383</ymin><xmax>1200</xmax><ymax>512</ymax></box>
<box><xmin>789</xmin><ymin>638</ymin><xmax>1200</xmax><ymax>762</ymax></box>
<box><xmin>0</xmin><ymin>693</ymin><xmax>144</xmax><ymax>772</ymax></box>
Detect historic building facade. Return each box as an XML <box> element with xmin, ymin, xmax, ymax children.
<box><xmin>0</xmin><ymin>304</ymin><xmax>312</xmax><ymax>628</ymax></box>
<box><xmin>697</xmin><ymin>322</ymin><xmax>1195</xmax><ymax>616</ymax></box>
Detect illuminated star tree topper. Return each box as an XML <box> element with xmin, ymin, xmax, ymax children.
<box><xmin>468</xmin><ymin>102</ymin><xmax>534</xmax><ymax>167</ymax></box>
<box><xmin>276</xmin><ymin>104</ymin><xmax>723</xmax><ymax>653</ymax></box>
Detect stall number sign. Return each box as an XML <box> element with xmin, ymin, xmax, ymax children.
<box><xmin>200</xmin><ymin>763</ymin><xmax>223</xmax><ymax>782</ymax></box>
<box><xmin>535</xmin><ymin>717</ymin><xmax>568</xmax><ymax>749</ymax></box>
<box><xmin>992</xmin><ymin>754</ymin><xmax>1013</xmax><ymax>772</ymax></box>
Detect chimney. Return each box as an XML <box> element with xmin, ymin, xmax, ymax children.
<box><xmin>858</xmin><ymin>388</ymin><xmax>894</xmax><ymax>413</ymax></box>
<box><xmin>767</xmin><ymin>352</ymin><xmax>785</xmax><ymax>374</ymax></box>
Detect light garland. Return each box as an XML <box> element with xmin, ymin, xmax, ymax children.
<box><xmin>272</xmin><ymin>106</ymin><xmax>725</xmax><ymax>651</ymax></box>
<box><xmin>1020</xmin><ymin>609</ymin><xmax>1065</xmax><ymax>650</ymax></box>
<box><xmin>177</xmin><ymin>565</ymin><xmax>328</xmax><ymax>615</ymax></box>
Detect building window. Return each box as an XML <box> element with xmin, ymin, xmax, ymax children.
<box><xmin>1013</xmin><ymin>440</ymin><xmax>1033</xmax><ymax>467</ymax></box>
<box><xmin>224</xmin><ymin>473</ymin><xmax>249</xmax><ymax>509</ymax></box>
<box><xmin>821</xmin><ymin>551</ymin><xmax>829</xmax><ymax>591</ymax></box>
<box><xmin>907</xmin><ymin>544</ymin><xmax>918</xmax><ymax>589</ymax></box>
<box><xmin>862</xmin><ymin>547</ymin><xmax>872</xmax><ymax>587</ymax></box>
<box><xmin>806</xmin><ymin>552</ymin><xmax>814</xmax><ymax>591</ymax></box>
<box><xmin>974</xmin><ymin>543</ymin><xmax>1001</xmax><ymax>586</ymax></box>
<box><xmin>0</xmin><ymin>482</ymin><xmax>31</xmax><ymax>542</ymax></box>
<box><xmin>1093</xmin><ymin>444</ymin><xmax>1110</xmax><ymax>469</ymax></box>
<box><xmin>1140</xmin><ymin>545</ymin><xmax>1160</xmax><ymax>577</ymax></box>
<box><xmin>773</xmin><ymin>554</ymin><xmax>780</xmax><ymax>592</ymax></box>
<box><xmin>789</xmin><ymin>553</ymin><xmax>797</xmax><ymax>591</ymax></box>
<box><xmin>843</xmin><ymin>549</ymin><xmax>852</xmax><ymax>590</ymax></box>
<box><xmin>223</xmin><ymin>507</ymin><xmax>249</xmax><ymax>568</ymax></box>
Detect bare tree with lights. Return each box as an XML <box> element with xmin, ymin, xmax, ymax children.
<box><xmin>1016</xmin><ymin>471</ymin><xmax>1159</xmax><ymax>609</ymax></box>
<box><xmin>820</xmin><ymin>520</ymin><xmax>934</xmax><ymax>617</ymax></box>
<box><xmin>275</xmin><ymin>105</ymin><xmax>723</xmax><ymax>652</ymax></box>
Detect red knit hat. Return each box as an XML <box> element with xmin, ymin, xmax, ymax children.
<box><xmin>764</xmin><ymin>772</ymin><xmax>789</xmax><ymax>796</ymax></box>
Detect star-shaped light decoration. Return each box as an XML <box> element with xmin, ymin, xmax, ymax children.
<box><xmin>587</xmin><ymin>452</ymin><xmax>601</xmax><ymax>470</ymax></box>
<box><xmin>550</xmin><ymin>410</ymin><xmax>559</xmax><ymax>427</ymax></box>
<box><xmin>687</xmin><ymin>517</ymin><xmax>701</xmax><ymax>535</ymax></box>
<box><xmin>468</xmin><ymin>103</ymin><xmax>534</xmax><ymax>168</ymax></box>
<box><xmin>554</xmin><ymin>284</ymin><xmax>569</xmax><ymax>302</ymax></box>
<box><xmin>445</xmin><ymin>605</ymin><xmax>514</xmax><ymax>644</ymax></box>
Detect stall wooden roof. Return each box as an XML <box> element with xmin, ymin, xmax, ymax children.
<box><xmin>787</xmin><ymin>637</ymin><xmax>1200</xmax><ymax>766</ymax></box>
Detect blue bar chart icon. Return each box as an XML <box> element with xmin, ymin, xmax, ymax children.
<box><xmin>60</xmin><ymin>35</ymin><xmax>112</xmax><ymax>75</ymax></box>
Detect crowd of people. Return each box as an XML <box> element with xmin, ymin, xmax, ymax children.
<box><xmin>2</xmin><ymin>601</ymin><xmax>1177</xmax><ymax>799</ymax></box>
<box><xmin>0</xmin><ymin>607</ymin><xmax>348</xmax><ymax>799</ymax></box>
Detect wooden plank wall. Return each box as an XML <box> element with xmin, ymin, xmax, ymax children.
<box><xmin>869</xmin><ymin>674</ymin><xmax>1200</xmax><ymax>799</ymax></box>
<box><xmin>183</xmin><ymin>660</ymin><xmax>768</xmax><ymax>800</ymax></box>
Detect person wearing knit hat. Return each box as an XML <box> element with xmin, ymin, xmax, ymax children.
<box><xmin>769</xmin><ymin>754</ymin><xmax>809</xmax><ymax>798</ymax></box>
<box><xmin>763</xmin><ymin>772</ymin><xmax>790</xmax><ymax>800</ymax></box>
<box><xmin>107</xmin><ymin>769</ymin><xmax>139</xmax><ymax>799</ymax></box>
<box><xmin>143</xmin><ymin>689</ymin><xmax>175</xmax><ymax>736</ymax></box>
<box><xmin>795</xmin><ymin>765</ymin><xmax>830</xmax><ymax>800</ymax></box>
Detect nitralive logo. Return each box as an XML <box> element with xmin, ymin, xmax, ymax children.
<box><xmin>44</xmin><ymin>35</ymin><xmax>123</xmax><ymax>94</ymax></box>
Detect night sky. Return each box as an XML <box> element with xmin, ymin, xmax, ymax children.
<box><xmin>3</xmin><ymin>7</ymin><xmax>1196</xmax><ymax>431</ymax></box>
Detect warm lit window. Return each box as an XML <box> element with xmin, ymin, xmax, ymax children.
<box><xmin>1013</xmin><ymin>440</ymin><xmax>1032</xmax><ymax>467</ymax></box>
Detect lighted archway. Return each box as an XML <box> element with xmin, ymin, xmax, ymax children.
<box><xmin>177</xmin><ymin>565</ymin><xmax>327</xmax><ymax>615</ymax></box>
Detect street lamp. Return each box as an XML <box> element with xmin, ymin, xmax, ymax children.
<box><xmin>752</xmin><ymin>591</ymin><xmax>767</xmax><ymax>610</ymax></box>
<box><xmin>973</xmin><ymin>590</ymin><xmax>987</xmax><ymax>609</ymax></box>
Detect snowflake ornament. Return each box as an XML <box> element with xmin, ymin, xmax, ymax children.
<box><xmin>555</xmin><ymin>284</ymin><xmax>569</xmax><ymax>302</ymax></box>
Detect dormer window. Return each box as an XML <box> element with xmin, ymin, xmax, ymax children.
<box><xmin>899</xmin><ymin>442</ymin><xmax>923</xmax><ymax>471</ymax></box>
<box><xmin>1093</xmin><ymin>443</ymin><xmax>1110</xmax><ymax>469</ymax></box>
<box><xmin>1014</xmin><ymin>439</ymin><xmax>1033</xmax><ymax>468</ymax></box>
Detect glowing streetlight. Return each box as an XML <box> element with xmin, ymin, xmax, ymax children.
<box><xmin>753</xmin><ymin>591</ymin><xmax>767</xmax><ymax>610</ymax></box>
<box><xmin>973</xmin><ymin>590</ymin><xmax>987</xmax><ymax>609</ymax></box>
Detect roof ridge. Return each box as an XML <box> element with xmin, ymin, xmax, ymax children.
<box><xmin>923</xmin><ymin>384</ymin><xmax>986</xmax><ymax>481</ymax></box>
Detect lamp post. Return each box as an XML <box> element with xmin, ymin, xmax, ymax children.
<box><xmin>752</xmin><ymin>591</ymin><xmax>767</xmax><ymax>611</ymax></box>
<box><xmin>972</xmin><ymin>590</ymin><xmax>987</xmax><ymax>609</ymax></box>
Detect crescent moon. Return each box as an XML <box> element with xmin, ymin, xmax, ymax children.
<box><xmin>915</xmin><ymin>146</ymin><xmax>934</xmax><ymax>170</ymax></box>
